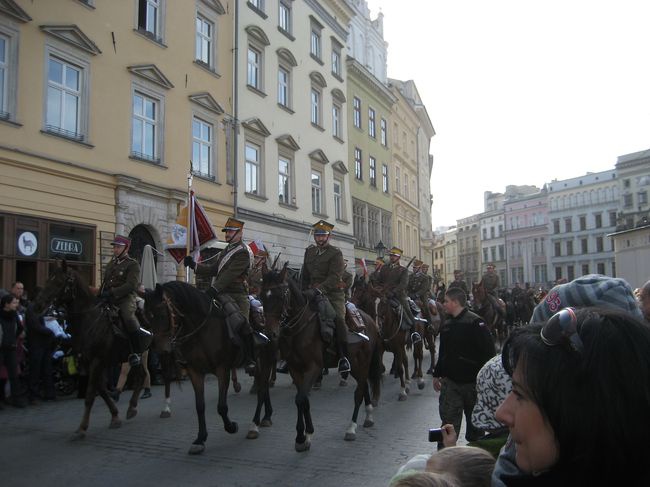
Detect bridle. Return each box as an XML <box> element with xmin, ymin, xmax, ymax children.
<box><xmin>151</xmin><ymin>291</ymin><xmax>214</xmax><ymax>347</ymax></box>
<box><xmin>263</xmin><ymin>279</ymin><xmax>313</xmax><ymax>337</ymax></box>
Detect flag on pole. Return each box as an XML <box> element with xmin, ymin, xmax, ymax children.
<box><xmin>248</xmin><ymin>239</ymin><xmax>266</xmax><ymax>256</ymax></box>
<box><xmin>357</xmin><ymin>258</ymin><xmax>368</xmax><ymax>277</ymax></box>
<box><xmin>166</xmin><ymin>191</ymin><xmax>217</xmax><ymax>264</ymax></box>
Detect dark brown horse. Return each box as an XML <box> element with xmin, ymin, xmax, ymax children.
<box><xmin>424</xmin><ymin>298</ymin><xmax>445</xmax><ymax>375</ymax></box>
<box><xmin>35</xmin><ymin>261</ymin><xmax>148</xmax><ymax>439</ymax></box>
<box><xmin>472</xmin><ymin>281</ymin><xmax>506</xmax><ymax>346</ymax></box>
<box><xmin>144</xmin><ymin>281</ymin><xmax>240</xmax><ymax>454</ymax></box>
<box><xmin>261</xmin><ymin>264</ymin><xmax>382</xmax><ymax>448</ymax></box>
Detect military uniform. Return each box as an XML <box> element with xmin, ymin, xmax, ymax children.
<box><xmin>341</xmin><ymin>269</ymin><xmax>354</xmax><ymax>299</ymax></box>
<box><xmin>103</xmin><ymin>250</ymin><xmax>141</xmax><ymax>333</ymax></box>
<box><xmin>378</xmin><ymin>249</ymin><xmax>417</xmax><ymax>330</ymax></box>
<box><xmin>448</xmin><ymin>276</ymin><xmax>469</xmax><ymax>298</ymax></box>
<box><xmin>481</xmin><ymin>270</ymin><xmax>500</xmax><ymax>298</ymax></box>
<box><xmin>408</xmin><ymin>270</ymin><xmax>431</xmax><ymax>303</ymax></box>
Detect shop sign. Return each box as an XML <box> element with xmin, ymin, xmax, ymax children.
<box><xmin>17</xmin><ymin>231</ymin><xmax>38</xmax><ymax>257</ymax></box>
<box><xmin>50</xmin><ymin>237</ymin><xmax>83</xmax><ymax>256</ymax></box>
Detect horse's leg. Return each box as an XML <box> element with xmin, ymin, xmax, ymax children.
<box><xmin>126</xmin><ymin>363</ymin><xmax>145</xmax><ymax>420</ymax></box>
<box><xmin>300</xmin><ymin>364</ymin><xmax>319</xmax><ymax>449</ymax></box>
<box><xmin>217</xmin><ymin>366</ymin><xmax>238</xmax><ymax>435</ymax></box>
<box><xmin>247</xmin><ymin>351</ymin><xmax>272</xmax><ymax>439</ymax></box>
<box><xmin>160</xmin><ymin>352</ymin><xmax>172</xmax><ymax>419</ymax></box>
<box><xmin>73</xmin><ymin>359</ymin><xmax>116</xmax><ymax>440</ymax></box>
<box><xmin>187</xmin><ymin>368</ymin><xmax>208</xmax><ymax>455</ymax></box>
<box><xmin>260</xmin><ymin>346</ymin><xmax>274</xmax><ymax>427</ymax></box>
<box><xmin>292</xmin><ymin>370</ymin><xmax>308</xmax><ymax>451</ymax></box>
<box><xmin>414</xmin><ymin>340</ymin><xmax>425</xmax><ymax>390</ymax></box>
<box><xmin>231</xmin><ymin>367</ymin><xmax>241</xmax><ymax>394</ymax></box>
<box><xmin>396</xmin><ymin>341</ymin><xmax>408</xmax><ymax>401</ymax></box>
<box><xmin>344</xmin><ymin>357</ymin><xmax>367</xmax><ymax>441</ymax></box>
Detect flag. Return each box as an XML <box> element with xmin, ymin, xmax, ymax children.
<box><xmin>357</xmin><ymin>258</ymin><xmax>368</xmax><ymax>277</ymax></box>
<box><xmin>248</xmin><ymin>239</ymin><xmax>266</xmax><ymax>256</ymax></box>
<box><xmin>166</xmin><ymin>191</ymin><xmax>218</xmax><ymax>264</ymax></box>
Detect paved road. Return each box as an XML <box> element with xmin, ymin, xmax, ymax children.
<box><xmin>0</xmin><ymin>351</ymin><xmax>450</xmax><ymax>487</ymax></box>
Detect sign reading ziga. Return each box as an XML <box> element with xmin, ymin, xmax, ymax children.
<box><xmin>50</xmin><ymin>237</ymin><xmax>83</xmax><ymax>255</ymax></box>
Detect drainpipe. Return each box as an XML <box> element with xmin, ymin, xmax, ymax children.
<box><xmin>232</xmin><ymin>0</ymin><xmax>239</xmax><ymax>218</ymax></box>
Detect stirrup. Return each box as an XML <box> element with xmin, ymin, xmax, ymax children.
<box><xmin>354</xmin><ymin>331</ymin><xmax>370</xmax><ymax>342</ymax></box>
<box><xmin>338</xmin><ymin>357</ymin><xmax>351</xmax><ymax>373</ymax></box>
<box><xmin>411</xmin><ymin>332</ymin><xmax>422</xmax><ymax>345</ymax></box>
<box><xmin>415</xmin><ymin>317</ymin><xmax>428</xmax><ymax>323</ymax></box>
<box><xmin>128</xmin><ymin>353</ymin><xmax>142</xmax><ymax>367</ymax></box>
<box><xmin>276</xmin><ymin>360</ymin><xmax>289</xmax><ymax>374</ymax></box>
<box><xmin>253</xmin><ymin>331</ymin><xmax>270</xmax><ymax>346</ymax></box>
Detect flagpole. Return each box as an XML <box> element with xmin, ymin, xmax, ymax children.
<box><xmin>186</xmin><ymin>163</ymin><xmax>193</xmax><ymax>283</ymax></box>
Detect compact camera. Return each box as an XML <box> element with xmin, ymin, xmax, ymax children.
<box><xmin>428</xmin><ymin>428</ymin><xmax>443</xmax><ymax>442</ymax></box>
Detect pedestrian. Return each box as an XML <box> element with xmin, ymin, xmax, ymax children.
<box><xmin>433</xmin><ymin>287</ymin><xmax>495</xmax><ymax>445</ymax></box>
<box><xmin>25</xmin><ymin>288</ymin><xmax>56</xmax><ymax>403</ymax></box>
<box><xmin>637</xmin><ymin>278</ymin><xmax>650</xmax><ymax>323</ymax></box>
<box><xmin>495</xmin><ymin>307</ymin><xmax>650</xmax><ymax>485</ymax></box>
<box><xmin>0</xmin><ymin>293</ymin><xmax>26</xmax><ymax>407</ymax></box>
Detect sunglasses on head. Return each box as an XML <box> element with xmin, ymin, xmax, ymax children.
<box><xmin>540</xmin><ymin>307</ymin><xmax>584</xmax><ymax>352</ymax></box>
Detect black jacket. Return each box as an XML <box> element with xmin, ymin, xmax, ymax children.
<box><xmin>25</xmin><ymin>303</ymin><xmax>55</xmax><ymax>349</ymax></box>
<box><xmin>433</xmin><ymin>308</ymin><xmax>495</xmax><ymax>383</ymax></box>
<box><xmin>0</xmin><ymin>309</ymin><xmax>23</xmax><ymax>350</ymax></box>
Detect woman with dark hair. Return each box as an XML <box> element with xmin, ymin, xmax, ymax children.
<box><xmin>0</xmin><ymin>293</ymin><xmax>26</xmax><ymax>407</ymax></box>
<box><xmin>495</xmin><ymin>307</ymin><xmax>650</xmax><ymax>485</ymax></box>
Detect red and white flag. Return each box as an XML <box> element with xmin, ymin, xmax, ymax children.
<box><xmin>248</xmin><ymin>239</ymin><xmax>266</xmax><ymax>256</ymax></box>
<box><xmin>166</xmin><ymin>191</ymin><xmax>217</xmax><ymax>264</ymax></box>
<box><xmin>357</xmin><ymin>258</ymin><xmax>368</xmax><ymax>277</ymax></box>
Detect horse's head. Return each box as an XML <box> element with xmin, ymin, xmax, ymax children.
<box><xmin>260</xmin><ymin>263</ymin><xmax>293</xmax><ymax>323</ymax></box>
<box><xmin>143</xmin><ymin>283</ymin><xmax>173</xmax><ymax>337</ymax></box>
<box><xmin>35</xmin><ymin>259</ymin><xmax>79</xmax><ymax>313</ymax></box>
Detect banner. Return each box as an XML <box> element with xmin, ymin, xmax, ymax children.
<box><xmin>357</xmin><ymin>258</ymin><xmax>368</xmax><ymax>277</ymax></box>
<box><xmin>248</xmin><ymin>238</ymin><xmax>266</xmax><ymax>256</ymax></box>
<box><xmin>166</xmin><ymin>191</ymin><xmax>218</xmax><ymax>264</ymax></box>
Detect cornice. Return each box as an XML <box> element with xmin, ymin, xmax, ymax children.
<box><xmin>346</xmin><ymin>56</ymin><xmax>396</xmax><ymax>106</ymax></box>
<box><xmin>304</xmin><ymin>0</ymin><xmax>350</xmax><ymax>40</ymax></box>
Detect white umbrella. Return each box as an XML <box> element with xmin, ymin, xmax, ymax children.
<box><xmin>140</xmin><ymin>244</ymin><xmax>158</xmax><ymax>290</ymax></box>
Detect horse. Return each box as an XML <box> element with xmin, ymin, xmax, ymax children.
<box><xmin>471</xmin><ymin>281</ymin><xmax>506</xmax><ymax>346</ymax></box>
<box><xmin>260</xmin><ymin>264</ymin><xmax>382</xmax><ymax>448</ymax></box>
<box><xmin>513</xmin><ymin>289</ymin><xmax>535</xmax><ymax>325</ymax></box>
<box><xmin>144</xmin><ymin>280</ymin><xmax>241</xmax><ymax>454</ymax></box>
<box><xmin>352</xmin><ymin>277</ymin><xmax>410</xmax><ymax>401</ymax></box>
<box><xmin>34</xmin><ymin>261</ymin><xmax>148</xmax><ymax>439</ymax></box>
<box><xmin>423</xmin><ymin>298</ymin><xmax>445</xmax><ymax>376</ymax></box>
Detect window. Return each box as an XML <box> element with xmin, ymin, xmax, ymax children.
<box><xmin>369</xmin><ymin>156</ymin><xmax>377</xmax><ymax>187</ymax></box>
<box><xmin>597</xmin><ymin>263</ymin><xmax>605</xmax><ymax>274</ymax></box>
<box><xmin>403</xmin><ymin>174</ymin><xmax>409</xmax><ymax>200</ymax></box>
<box><xmin>131</xmin><ymin>91</ymin><xmax>159</xmax><ymax>161</ymax></box>
<box><xmin>564</xmin><ymin>217</ymin><xmax>572</xmax><ymax>232</ymax></box>
<box><xmin>380</xmin><ymin>118</ymin><xmax>387</xmax><ymax>146</ymax></box>
<box><xmin>46</xmin><ymin>56</ymin><xmax>84</xmax><ymax>140</ymax></box>
<box><xmin>382</xmin><ymin>164</ymin><xmax>389</xmax><ymax>193</ymax></box>
<box><xmin>368</xmin><ymin>207</ymin><xmax>379</xmax><ymax>246</ymax></box>
<box><xmin>247</xmin><ymin>46</ymin><xmax>261</xmax><ymax>89</ymax></box>
<box><xmin>310</xmin><ymin>19</ymin><xmax>322</xmax><ymax>61</ymax></box>
<box><xmin>582</xmin><ymin>264</ymin><xmax>589</xmax><ymax>275</ymax></box>
<box><xmin>624</xmin><ymin>194</ymin><xmax>633</xmax><ymax>208</ymax></box>
<box><xmin>553</xmin><ymin>219</ymin><xmax>560</xmax><ymax>234</ymax></box>
<box><xmin>368</xmin><ymin>107</ymin><xmax>376</xmax><ymax>138</ymax></box>
<box><xmin>639</xmin><ymin>191</ymin><xmax>648</xmax><ymax>205</ymax></box>
<box><xmin>483</xmin><ymin>248</ymin><xmax>488</xmax><ymax>262</ymax></box>
<box><xmin>555</xmin><ymin>266</ymin><xmax>562</xmax><ymax>280</ymax></box>
<box><xmin>579</xmin><ymin>215</ymin><xmax>586</xmax><ymax>231</ymax></box>
<box><xmin>311</xmin><ymin>170</ymin><xmax>322</xmax><ymax>214</ymax></box>
<box><xmin>353</xmin><ymin>97</ymin><xmax>361</xmax><ymax>128</ymax></box>
<box><xmin>566</xmin><ymin>240</ymin><xmax>573</xmax><ymax>256</ymax></box>
<box><xmin>354</xmin><ymin>148</ymin><xmax>362</xmax><ymax>180</ymax></box>
<box><xmin>278</xmin><ymin>66</ymin><xmax>289</xmax><ymax>107</ymax></box>
<box><xmin>581</xmin><ymin>238</ymin><xmax>588</xmax><ymax>254</ymax></box>
<box><xmin>279</xmin><ymin>1</ymin><xmax>291</xmax><ymax>34</ymax></box>
<box><xmin>395</xmin><ymin>167</ymin><xmax>400</xmax><ymax>194</ymax></box>
<box><xmin>192</xmin><ymin>117</ymin><xmax>213</xmax><ymax>177</ymax></box>
<box><xmin>138</xmin><ymin>0</ymin><xmax>163</xmax><ymax>40</ymax></box>
<box><xmin>609</xmin><ymin>211</ymin><xmax>617</xmax><ymax>227</ymax></box>
<box><xmin>596</xmin><ymin>236</ymin><xmax>603</xmax><ymax>252</ymax></box>
<box><xmin>623</xmin><ymin>178</ymin><xmax>631</xmax><ymax>188</ymax></box>
<box><xmin>249</xmin><ymin>0</ymin><xmax>264</xmax><ymax>12</ymax></box>
<box><xmin>567</xmin><ymin>265</ymin><xmax>575</xmax><ymax>281</ymax></box>
<box><xmin>332</xmin><ymin>102</ymin><xmax>341</xmax><ymax>138</ymax></box>
<box><xmin>554</xmin><ymin>241</ymin><xmax>561</xmax><ymax>257</ymax></box>
<box><xmin>331</xmin><ymin>39</ymin><xmax>342</xmax><ymax>77</ymax></box>
<box><xmin>333</xmin><ymin>179</ymin><xmax>343</xmax><ymax>220</ymax></box>
<box><xmin>245</xmin><ymin>142</ymin><xmax>260</xmax><ymax>194</ymax></box>
<box><xmin>278</xmin><ymin>156</ymin><xmax>291</xmax><ymax>204</ymax></box>
<box><xmin>353</xmin><ymin>201</ymin><xmax>368</xmax><ymax>248</ymax></box>
<box><xmin>490</xmin><ymin>227</ymin><xmax>495</xmax><ymax>238</ymax></box>
<box><xmin>195</xmin><ymin>14</ymin><xmax>214</xmax><ymax>67</ymax></box>
<box><xmin>491</xmin><ymin>246</ymin><xmax>497</xmax><ymax>261</ymax></box>
<box><xmin>499</xmin><ymin>245</ymin><xmax>504</xmax><ymax>260</ymax></box>
<box><xmin>595</xmin><ymin>213</ymin><xmax>602</xmax><ymax>228</ymax></box>
<box><xmin>310</xmin><ymin>88</ymin><xmax>321</xmax><ymax>126</ymax></box>
<box><xmin>0</xmin><ymin>30</ymin><xmax>16</xmax><ymax>120</ymax></box>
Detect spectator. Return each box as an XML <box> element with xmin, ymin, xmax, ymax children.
<box><xmin>426</xmin><ymin>445</ymin><xmax>495</xmax><ymax>487</ymax></box>
<box><xmin>495</xmin><ymin>307</ymin><xmax>650</xmax><ymax>485</ymax></box>
<box><xmin>639</xmin><ymin>279</ymin><xmax>650</xmax><ymax>323</ymax></box>
<box><xmin>0</xmin><ymin>293</ymin><xmax>26</xmax><ymax>407</ymax></box>
<box><xmin>25</xmin><ymin>288</ymin><xmax>56</xmax><ymax>403</ymax></box>
<box><xmin>389</xmin><ymin>471</ymin><xmax>456</xmax><ymax>487</ymax></box>
<box><xmin>433</xmin><ymin>287</ymin><xmax>495</xmax><ymax>445</ymax></box>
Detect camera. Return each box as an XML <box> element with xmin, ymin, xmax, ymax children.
<box><xmin>428</xmin><ymin>428</ymin><xmax>443</xmax><ymax>443</ymax></box>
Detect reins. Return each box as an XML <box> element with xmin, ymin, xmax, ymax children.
<box><xmin>162</xmin><ymin>292</ymin><xmax>214</xmax><ymax>346</ymax></box>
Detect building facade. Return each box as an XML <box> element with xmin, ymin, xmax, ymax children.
<box><xmin>0</xmin><ymin>0</ymin><xmax>234</xmax><ymax>290</ymax></box>
<box><xmin>479</xmin><ymin>191</ymin><xmax>506</xmax><ymax>286</ymax></box>
<box><xmin>615</xmin><ymin>149</ymin><xmax>650</xmax><ymax>231</ymax></box>
<box><xmin>442</xmin><ymin>226</ymin><xmax>458</xmax><ymax>286</ymax></box>
<box><xmin>456</xmin><ymin>214</ymin><xmax>480</xmax><ymax>286</ymax></box>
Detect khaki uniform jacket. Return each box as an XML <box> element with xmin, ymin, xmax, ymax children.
<box><xmin>481</xmin><ymin>272</ymin><xmax>500</xmax><ymax>295</ymax></box>
<box><xmin>378</xmin><ymin>263</ymin><xmax>408</xmax><ymax>298</ymax></box>
<box><xmin>301</xmin><ymin>244</ymin><xmax>345</xmax><ymax>298</ymax></box>
<box><xmin>195</xmin><ymin>241</ymin><xmax>252</xmax><ymax>296</ymax></box>
<box><xmin>408</xmin><ymin>272</ymin><xmax>430</xmax><ymax>300</ymax></box>
<box><xmin>103</xmin><ymin>256</ymin><xmax>140</xmax><ymax>303</ymax></box>
<box><xmin>341</xmin><ymin>270</ymin><xmax>354</xmax><ymax>299</ymax></box>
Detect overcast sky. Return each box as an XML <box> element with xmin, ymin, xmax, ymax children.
<box><xmin>366</xmin><ymin>0</ymin><xmax>650</xmax><ymax>228</ymax></box>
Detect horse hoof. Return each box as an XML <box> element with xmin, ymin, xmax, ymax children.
<box><xmin>410</xmin><ymin>372</ymin><xmax>417</xmax><ymax>379</ymax></box>
<box><xmin>398</xmin><ymin>393</ymin><xmax>408</xmax><ymax>402</ymax></box>
<box><xmin>233</xmin><ymin>382</ymin><xmax>242</xmax><ymax>393</ymax></box>
<box><xmin>261</xmin><ymin>418</ymin><xmax>272</xmax><ymax>427</ymax></box>
<box><xmin>313</xmin><ymin>381</ymin><xmax>321</xmax><ymax>390</ymax></box>
<box><xmin>126</xmin><ymin>408</ymin><xmax>137</xmax><ymax>420</ymax></box>
<box><xmin>363</xmin><ymin>419</ymin><xmax>374</xmax><ymax>428</ymax></box>
<box><xmin>70</xmin><ymin>430</ymin><xmax>86</xmax><ymax>441</ymax></box>
<box><xmin>405</xmin><ymin>386</ymin><xmax>410</xmax><ymax>394</ymax></box>
<box><xmin>225</xmin><ymin>422</ymin><xmax>239</xmax><ymax>434</ymax></box>
<box><xmin>344</xmin><ymin>432</ymin><xmax>356</xmax><ymax>441</ymax></box>
<box><xmin>109</xmin><ymin>418</ymin><xmax>122</xmax><ymax>429</ymax></box>
<box><xmin>188</xmin><ymin>443</ymin><xmax>205</xmax><ymax>455</ymax></box>
<box><xmin>295</xmin><ymin>441</ymin><xmax>311</xmax><ymax>452</ymax></box>
<box><xmin>339</xmin><ymin>379</ymin><xmax>347</xmax><ymax>387</ymax></box>
<box><xmin>246</xmin><ymin>430</ymin><xmax>259</xmax><ymax>440</ymax></box>
<box><xmin>417</xmin><ymin>382</ymin><xmax>425</xmax><ymax>391</ymax></box>
<box><xmin>160</xmin><ymin>410</ymin><xmax>171</xmax><ymax>419</ymax></box>
<box><xmin>371</xmin><ymin>399</ymin><xmax>379</xmax><ymax>408</ymax></box>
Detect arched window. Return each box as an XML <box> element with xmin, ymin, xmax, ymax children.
<box><xmin>128</xmin><ymin>224</ymin><xmax>157</xmax><ymax>267</ymax></box>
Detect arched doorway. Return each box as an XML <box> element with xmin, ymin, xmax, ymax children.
<box><xmin>128</xmin><ymin>225</ymin><xmax>157</xmax><ymax>267</ymax></box>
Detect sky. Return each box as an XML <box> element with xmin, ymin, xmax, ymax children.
<box><xmin>365</xmin><ymin>0</ymin><xmax>650</xmax><ymax>228</ymax></box>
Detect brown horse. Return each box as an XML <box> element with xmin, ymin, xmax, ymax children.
<box><xmin>352</xmin><ymin>277</ymin><xmax>410</xmax><ymax>401</ymax></box>
<box><xmin>472</xmin><ymin>281</ymin><xmax>506</xmax><ymax>346</ymax></box>
<box><xmin>424</xmin><ymin>298</ymin><xmax>445</xmax><ymax>375</ymax></box>
<box><xmin>261</xmin><ymin>264</ymin><xmax>382</xmax><ymax>448</ymax></box>
<box><xmin>34</xmin><ymin>261</ymin><xmax>148</xmax><ymax>439</ymax></box>
<box><xmin>144</xmin><ymin>281</ymin><xmax>240</xmax><ymax>454</ymax></box>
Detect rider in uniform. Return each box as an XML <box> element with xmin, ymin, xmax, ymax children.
<box><xmin>408</xmin><ymin>259</ymin><xmax>431</xmax><ymax>323</ymax></box>
<box><xmin>184</xmin><ymin>217</ymin><xmax>267</xmax><ymax>375</ymax></box>
<box><xmin>301</xmin><ymin>220</ymin><xmax>350</xmax><ymax>373</ymax></box>
<box><xmin>341</xmin><ymin>260</ymin><xmax>354</xmax><ymax>300</ymax></box>
<box><xmin>447</xmin><ymin>270</ymin><xmax>469</xmax><ymax>299</ymax></box>
<box><xmin>481</xmin><ymin>264</ymin><xmax>500</xmax><ymax>298</ymax></box>
<box><xmin>100</xmin><ymin>235</ymin><xmax>145</xmax><ymax>367</ymax></box>
<box><xmin>378</xmin><ymin>247</ymin><xmax>421</xmax><ymax>344</ymax></box>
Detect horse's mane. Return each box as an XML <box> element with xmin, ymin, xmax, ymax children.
<box><xmin>161</xmin><ymin>280</ymin><xmax>211</xmax><ymax>319</ymax></box>
<box><xmin>66</xmin><ymin>267</ymin><xmax>95</xmax><ymax>303</ymax></box>
<box><xmin>262</xmin><ymin>267</ymin><xmax>305</xmax><ymax>307</ymax></box>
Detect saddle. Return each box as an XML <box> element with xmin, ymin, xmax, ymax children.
<box><xmin>103</xmin><ymin>305</ymin><xmax>153</xmax><ymax>353</ymax></box>
<box><xmin>345</xmin><ymin>302</ymin><xmax>365</xmax><ymax>333</ymax></box>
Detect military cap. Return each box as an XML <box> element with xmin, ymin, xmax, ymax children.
<box><xmin>388</xmin><ymin>246</ymin><xmax>403</xmax><ymax>256</ymax></box>
<box><xmin>413</xmin><ymin>259</ymin><xmax>424</xmax><ymax>267</ymax></box>
<box><xmin>222</xmin><ymin>217</ymin><xmax>244</xmax><ymax>232</ymax></box>
<box><xmin>110</xmin><ymin>235</ymin><xmax>131</xmax><ymax>246</ymax></box>
<box><xmin>313</xmin><ymin>220</ymin><xmax>334</xmax><ymax>235</ymax></box>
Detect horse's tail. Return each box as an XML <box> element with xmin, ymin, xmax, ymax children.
<box><xmin>368</xmin><ymin>332</ymin><xmax>383</xmax><ymax>403</ymax></box>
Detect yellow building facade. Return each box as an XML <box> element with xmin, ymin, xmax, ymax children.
<box><xmin>0</xmin><ymin>0</ymin><xmax>233</xmax><ymax>290</ymax></box>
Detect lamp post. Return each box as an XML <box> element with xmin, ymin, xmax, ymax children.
<box><xmin>374</xmin><ymin>240</ymin><xmax>386</xmax><ymax>260</ymax></box>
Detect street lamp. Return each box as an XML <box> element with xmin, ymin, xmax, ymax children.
<box><xmin>374</xmin><ymin>240</ymin><xmax>386</xmax><ymax>259</ymax></box>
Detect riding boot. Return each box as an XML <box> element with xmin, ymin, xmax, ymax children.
<box><xmin>127</xmin><ymin>330</ymin><xmax>142</xmax><ymax>367</ymax></box>
<box><xmin>276</xmin><ymin>360</ymin><xmax>289</xmax><ymax>374</ymax></box>
<box><xmin>242</xmin><ymin>333</ymin><xmax>257</xmax><ymax>376</ymax></box>
<box><xmin>337</xmin><ymin>341</ymin><xmax>351</xmax><ymax>374</ymax></box>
